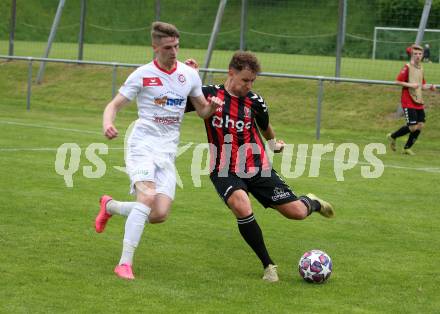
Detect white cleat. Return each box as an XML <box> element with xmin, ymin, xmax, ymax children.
<box><xmin>262</xmin><ymin>264</ymin><xmax>279</xmax><ymax>282</ymax></box>
<box><xmin>387</xmin><ymin>133</ymin><xmax>396</xmax><ymax>152</ymax></box>
<box><xmin>307</xmin><ymin>193</ymin><xmax>335</xmax><ymax>218</ymax></box>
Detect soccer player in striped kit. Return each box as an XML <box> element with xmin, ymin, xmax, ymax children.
<box><xmin>186</xmin><ymin>51</ymin><xmax>335</xmax><ymax>282</ymax></box>
<box><xmin>387</xmin><ymin>44</ymin><xmax>436</xmax><ymax>155</ymax></box>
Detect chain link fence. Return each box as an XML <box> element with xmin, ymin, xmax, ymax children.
<box><xmin>1</xmin><ymin>0</ymin><xmax>440</xmax><ymax>81</ymax></box>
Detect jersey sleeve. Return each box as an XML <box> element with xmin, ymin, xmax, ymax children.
<box><xmin>118</xmin><ymin>67</ymin><xmax>143</xmax><ymax>101</ymax></box>
<box><xmin>188</xmin><ymin>68</ymin><xmax>204</xmax><ymax>98</ymax></box>
<box><xmin>396</xmin><ymin>65</ymin><xmax>409</xmax><ymax>82</ymax></box>
<box><xmin>185</xmin><ymin>85</ymin><xmax>212</xmax><ymax>113</ymax></box>
<box><xmin>252</xmin><ymin>93</ymin><xmax>270</xmax><ymax>131</ymax></box>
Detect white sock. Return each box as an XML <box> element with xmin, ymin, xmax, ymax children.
<box><xmin>119</xmin><ymin>202</ymin><xmax>151</xmax><ymax>265</ymax></box>
<box><xmin>106</xmin><ymin>200</ymin><xmax>136</xmax><ymax>217</ymax></box>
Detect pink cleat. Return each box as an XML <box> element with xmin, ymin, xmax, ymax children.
<box><xmin>114</xmin><ymin>264</ymin><xmax>135</xmax><ymax>280</ymax></box>
<box><xmin>95</xmin><ymin>195</ymin><xmax>113</xmax><ymax>233</ymax></box>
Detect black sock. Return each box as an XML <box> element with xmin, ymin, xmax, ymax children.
<box><xmin>237</xmin><ymin>214</ymin><xmax>274</xmax><ymax>268</ymax></box>
<box><xmin>392</xmin><ymin>126</ymin><xmax>410</xmax><ymax>139</ymax></box>
<box><xmin>405</xmin><ymin>130</ymin><xmax>421</xmax><ymax>149</ymax></box>
<box><xmin>299</xmin><ymin>196</ymin><xmax>321</xmax><ymax>216</ymax></box>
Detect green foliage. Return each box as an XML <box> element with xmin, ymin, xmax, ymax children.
<box><xmin>376</xmin><ymin>0</ymin><xmax>440</xmax><ymax>28</ymax></box>
<box><xmin>1</xmin><ymin>1</ymin><xmax>440</xmax><ymax>65</ymax></box>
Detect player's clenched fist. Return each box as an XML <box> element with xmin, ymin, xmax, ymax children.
<box><xmin>103</xmin><ymin>123</ymin><xmax>118</xmax><ymax>139</ymax></box>
<box><xmin>184</xmin><ymin>59</ymin><xmax>199</xmax><ymax>71</ymax></box>
<box><xmin>268</xmin><ymin>138</ymin><xmax>285</xmax><ymax>153</ymax></box>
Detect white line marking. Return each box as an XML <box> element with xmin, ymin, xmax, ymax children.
<box><xmin>0</xmin><ymin>120</ymin><xmax>101</xmax><ymax>135</ymax></box>
<box><xmin>1</xmin><ymin>120</ymin><xmax>439</xmax><ymax>173</ymax></box>
<box><xmin>1</xmin><ymin>147</ymin><xmax>438</xmax><ymax>173</ymax></box>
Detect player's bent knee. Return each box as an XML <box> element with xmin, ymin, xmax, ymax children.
<box><xmin>136</xmin><ymin>195</ymin><xmax>155</xmax><ymax>208</ymax></box>
<box><xmin>227</xmin><ymin>190</ymin><xmax>253</xmax><ymax>218</ymax></box>
<box><xmin>409</xmin><ymin>125</ymin><xmax>418</xmax><ymax>132</ymax></box>
<box><xmin>232</xmin><ymin>207</ymin><xmax>253</xmax><ymax>218</ymax></box>
<box><xmin>275</xmin><ymin>201</ymin><xmax>308</xmax><ymax>220</ymax></box>
<box><xmin>149</xmin><ymin>207</ymin><xmax>170</xmax><ymax>223</ymax></box>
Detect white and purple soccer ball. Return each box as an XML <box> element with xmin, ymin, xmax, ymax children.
<box><xmin>298</xmin><ymin>249</ymin><xmax>332</xmax><ymax>283</ymax></box>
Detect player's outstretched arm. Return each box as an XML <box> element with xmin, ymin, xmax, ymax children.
<box><xmin>422</xmin><ymin>83</ymin><xmax>436</xmax><ymax>91</ymax></box>
<box><xmin>261</xmin><ymin>123</ymin><xmax>285</xmax><ymax>153</ymax></box>
<box><xmin>189</xmin><ymin>95</ymin><xmax>223</xmax><ymax>119</ymax></box>
<box><xmin>396</xmin><ymin>81</ymin><xmax>419</xmax><ymax>89</ymax></box>
<box><xmin>102</xmin><ymin>93</ymin><xmax>130</xmax><ymax>139</ymax></box>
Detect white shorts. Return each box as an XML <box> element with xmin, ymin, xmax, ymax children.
<box><xmin>125</xmin><ymin>126</ymin><xmax>176</xmax><ymax>200</ymax></box>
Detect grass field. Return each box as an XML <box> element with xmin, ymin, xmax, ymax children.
<box><xmin>1</xmin><ymin>60</ymin><xmax>440</xmax><ymax>313</ymax></box>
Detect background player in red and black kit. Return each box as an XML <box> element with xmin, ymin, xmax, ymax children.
<box><xmin>387</xmin><ymin>44</ymin><xmax>436</xmax><ymax>155</ymax></box>
<box><xmin>186</xmin><ymin>51</ymin><xmax>335</xmax><ymax>282</ymax></box>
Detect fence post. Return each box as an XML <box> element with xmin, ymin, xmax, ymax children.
<box><xmin>202</xmin><ymin>0</ymin><xmax>228</xmax><ymax>83</ymax></box>
<box><xmin>9</xmin><ymin>0</ymin><xmax>17</xmax><ymax>58</ymax></box>
<box><xmin>36</xmin><ymin>0</ymin><xmax>66</xmax><ymax>84</ymax></box>
<box><xmin>240</xmin><ymin>0</ymin><xmax>248</xmax><ymax>51</ymax></box>
<box><xmin>335</xmin><ymin>0</ymin><xmax>346</xmax><ymax>78</ymax></box>
<box><xmin>112</xmin><ymin>64</ymin><xmax>118</xmax><ymax>98</ymax></box>
<box><xmin>155</xmin><ymin>0</ymin><xmax>161</xmax><ymax>21</ymax></box>
<box><xmin>316</xmin><ymin>78</ymin><xmax>324</xmax><ymax>140</ymax></box>
<box><xmin>78</xmin><ymin>0</ymin><xmax>86</xmax><ymax>61</ymax></box>
<box><xmin>372</xmin><ymin>27</ymin><xmax>377</xmax><ymax>60</ymax></box>
<box><xmin>27</xmin><ymin>58</ymin><xmax>33</xmax><ymax>111</ymax></box>
<box><xmin>415</xmin><ymin>0</ymin><xmax>432</xmax><ymax>44</ymax></box>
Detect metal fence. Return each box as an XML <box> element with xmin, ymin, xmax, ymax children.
<box><xmin>2</xmin><ymin>0</ymin><xmax>440</xmax><ymax>81</ymax></box>
<box><xmin>4</xmin><ymin>54</ymin><xmax>437</xmax><ymax>140</ymax></box>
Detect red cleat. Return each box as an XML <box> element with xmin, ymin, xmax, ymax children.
<box><xmin>95</xmin><ymin>195</ymin><xmax>113</xmax><ymax>233</ymax></box>
<box><xmin>114</xmin><ymin>264</ymin><xmax>135</xmax><ymax>280</ymax></box>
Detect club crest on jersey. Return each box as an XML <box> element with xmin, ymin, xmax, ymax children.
<box><xmin>143</xmin><ymin>77</ymin><xmax>163</xmax><ymax>87</ymax></box>
<box><xmin>177</xmin><ymin>74</ymin><xmax>186</xmax><ymax>84</ymax></box>
<box><xmin>244</xmin><ymin>107</ymin><xmax>251</xmax><ymax>118</ymax></box>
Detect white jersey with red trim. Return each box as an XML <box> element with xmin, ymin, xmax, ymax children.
<box><xmin>119</xmin><ymin>60</ymin><xmax>203</xmax><ymax>153</ymax></box>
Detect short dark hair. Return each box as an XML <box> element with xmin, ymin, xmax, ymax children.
<box><xmin>411</xmin><ymin>44</ymin><xmax>423</xmax><ymax>52</ymax></box>
<box><xmin>151</xmin><ymin>22</ymin><xmax>180</xmax><ymax>43</ymax></box>
<box><xmin>229</xmin><ymin>51</ymin><xmax>261</xmax><ymax>73</ymax></box>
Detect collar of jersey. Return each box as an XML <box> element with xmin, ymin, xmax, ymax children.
<box><xmin>222</xmin><ymin>84</ymin><xmax>244</xmax><ymax>98</ymax></box>
<box><xmin>154</xmin><ymin>59</ymin><xmax>177</xmax><ymax>75</ymax></box>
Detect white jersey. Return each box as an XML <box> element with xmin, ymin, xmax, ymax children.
<box><xmin>119</xmin><ymin>60</ymin><xmax>203</xmax><ymax>153</ymax></box>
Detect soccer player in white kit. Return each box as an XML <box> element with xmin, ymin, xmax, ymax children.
<box><xmin>94</xmin><ymin>22</ymin><xmax>222</xmax><ymax>280</ymax></box>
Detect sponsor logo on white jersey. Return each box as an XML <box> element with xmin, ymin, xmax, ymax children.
<box><xmin>143</xmin><ymin>77</ymin><xmax>163</xmax><ymax>86</ymax></box>
<box><xmin>153</xmin><ymin>115</ymin><xmax>180</xmax><ymax>125</ymax></box>
<box><xmin>154</xmin><ymin>96</ymin><xmax>185</xmax><ymax>107</ymax></box>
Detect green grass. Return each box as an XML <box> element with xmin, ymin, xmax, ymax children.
<box><xmin>1</xmin><ymin>61</ymin><xmax>440</xmax><ymax>313</ymax></box>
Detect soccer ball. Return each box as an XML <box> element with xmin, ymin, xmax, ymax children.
<box><xmin>298</xmin><ymin>249</ymin><xmax>332</xmax><ymax>283</ymax></box>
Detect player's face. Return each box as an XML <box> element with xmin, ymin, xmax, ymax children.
<box><xmin>154</xmin><ymin>36</ymin><xmax>179</xmax><ymax>68</ymax></box>
<box><xmin>228</xmin><ymin>68</ymin><xmax>257</xmax><ymax>97</ymax></box>
<box><xmin>412</xmin><ymin>49</ymin><xmax>423</xmax><ymax>64</ymax></box>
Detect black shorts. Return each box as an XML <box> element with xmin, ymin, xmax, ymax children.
<box><xmin>403</xmin><ymin>108</ymin><xmax>425</xmax><ymax>125</ymax></box>
<box><xmin>210</xmin><ymin>170</ymin><xmax>298</xmax><ymax>208</ymax></box>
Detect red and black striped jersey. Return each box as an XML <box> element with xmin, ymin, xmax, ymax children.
<box><xmin>187</xmin><ymin>84</ymin><xmax>272</xmax><ymax>175</ymax></box>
